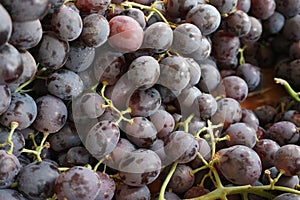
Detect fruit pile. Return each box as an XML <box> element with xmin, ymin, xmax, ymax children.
<box><xmin>0</xmin><ymin>0</ymin><xmax>300</xmax><ymax>199</ymax></box>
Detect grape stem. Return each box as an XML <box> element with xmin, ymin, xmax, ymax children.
<box><xmin>274</xmin><ymin>78</ymin><xmax>300</xmax><ymax>102</ymax></box>
<box><xmin>0</xmin><ymin>121</ymin><xmax>19</xmax><ymax>155</ymax></box>
<box><xmin>158</xmin><ymin>162</ymin><xmax>178</xmax><ymax>200</ymax></box>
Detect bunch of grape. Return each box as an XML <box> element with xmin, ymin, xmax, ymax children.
<box><xmin>0</xmin><ymin>0</ymin><xmax>300</xmax><ymax>199</ymax></box>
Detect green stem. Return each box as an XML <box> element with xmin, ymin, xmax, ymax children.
<box><xmin>93</xmin><ymin>156</ymin><xmax>108</xmax><ymax>171</ymax></box>
<box><xmin>274</xmin><ymin>78</ymin><xmax>300</xmax><ymax>102</ymax></box>
<box><xmin>0</xmin><ymin>122</ymin><xmax>19</xmax><ymax>154</ymax></box>
<box><xmin>158</xmin><ymin>162</ymin><xmax>178</xmax><ymax>200</ymax></box>
<box><xmin>22</xmin><ymin>132</ymin><xmax>49</xmax><ymax>162</ymax></box>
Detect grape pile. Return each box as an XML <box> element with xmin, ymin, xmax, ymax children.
<box><xmin>0</xmin><ymin>0</ymin><xmax>300</xmax><ymax>200</ymax></box>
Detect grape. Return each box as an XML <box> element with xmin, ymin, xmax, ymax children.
<box><xmin>158</xmin><ymin>55</ymin><xmax>190</xmax><ymax>92</ymax></box>
<box><xmin>187</xmin><ymin>117</ymin><xmax>206</xmax><ymax>136</ymax></box>
<box><xmin>172</xmin><ymin>23</ymin><xmax>202</xmax><ymax>55</ymax></box>
<box><xmin>154</xmin><ymin>84</ymin><xmax>179</xmax><ymax>103</ymax></box>
<box><xmin>154</xmin><ymin>192</ymin><xmax>181</xmax><ymax>200</ymax></box>
<box><xmin>212</xmin><ymin>98</ymin><xmax>242</xmax><ymax>128</ymax></box>
<box><xmin>0</xmin><ymin>43</ymin><xmax>23</xmax><ymax>85</ymax></box>
<box><xmin>0</xmin><ymin>0</ymin><xmax>50</xmax><ymax>22</ymax></box>
<box><xmin>80</xmin><ymin>13</ymin><xmax>110</xmax><ymax>48</ymax></box>
<box><xmin>15</xmin><ymin>50</ymin><xmax>37</xmax><ymax>85</ymax></box>
<box><xmin>267</xmin><ymin>121</ymin><xmax>299</xmax><ymax>146</ymax></box>
<box><xmin>0</xmin><ymin>85</ymin><xmax>11</xmax><ymax>115</ymax></box>
<box><xmin>221</xmin><ymin>10</ymin><xmax>251</xmax><ymax>37</ymax></box>
<box><xmin>142</xmin><ymin>22</ymin><xmax>173</xmax><ymax>53</ymax></box>
<box><xmin>0</xmin><ymin>126</ymin><xmax>25</xmax><ymax>156</ymax></box>
<box><xmin>65</xmin><ymin>146</ymin><xmax>91</xmax><ymax>166</ymax></box>
<box><xmin>120</xmin><ymin>8</ymin><xmax>146</xmax><ymax>29</ymax></box>
<box><xmin>241</xmin><ymin>16</ymin><xmax>262</xmax><ymax>44</ymax></box>
<box><xmin>94</xmin><ymin>172</ymin><xmax>115</xmax><ymax>200</ymax></box>
<box><xmin>17</xmin><ymin>161</ymin><xmax>59</xmax><ymax>200</ymax></box>
<box><xmin>209</xmin><ymin>0</ymin><xmax>238</xmax><ymax>14</ymax></box>
<box><xmin>216</xmin><ymin>145</ymin><xmax>262</xmax><ymax>185</ymax></box>
<box><xmin>253</xmin><ymin>139</ymin><xmax>280</xmax><ymax>169</ymax></box>
<box><xmin>75</xmin><ymin>0</ymin><xmax>111</xmax><ymax>15</ymax></box>
<box><xmin>33</xmin><ymin>95</ymin><xmax>68</xmax><ymax>133</ymax></box>
<box><xmin>193</xmin><ymin>93</ymin><xmax>218</xmax><ymax>120</ymax></box>
<box><xmin>9</xmin><ymin>19</ymin><xmax>43</xmax><ymax>50</ymax></box>
<box><xmin>275</xmin><ymin>0</ymin><xmax>300</xmax><ymax>18</ymax></box>
<box><xmin>149</xmin><ymin>139</ymin><xmax>167</xmax><ymax>163</ymax></box>
<box><xmin>189</xmin><ymin>137</ymin><xmax>211</xmax><ymax>168</ymax></box>
<box><xmin>288</xmin><ymin>59</ymin><xmax>300</xmax><ymax>91</ymax></box>
<box><xmin>282</xmin><ymin>110</ymin><xmax>300</xmax><ymax>127</ymax></box>
<box><xmin>35</xmin><ymin>31</ymin><xmax>69</xmax><ymax>70</ymax></box>
<box><xmin>168</xmin><ymin>164</ymin><xmax>194</xmax><ymax>194</ymax></box>
<box><xmin>126</xmin><ymin>55</ymin><xmax>160</xmax><ymax>89</ymax></box>
<box><xmin>54</xmin><ymin>166</ymin><xmax>101</xmax><ymax>200</ymax></box>
<box><xmin>108</xmin><ymin>15</ymin><xmax>144</xmax><ymax>53</ymax></box>
<box><xmin>84</xmin><ymin>120</ymin><xmax>120</xmax><ymax>160</ymax></box>
<box><xmin>0</xmin><ymin>189</ymin><xmax>26</xmax><ymax>199</ymax></box>
<box><xmin>184</xmin><ymin>186</ymin><xmax>210</xmax><ymax>198</ymax></box>
<box><xmin>125</xmin><ymin>117</ymin><xmax>157</xmax><ymax>148</ymax></box>
<box><xmin>0</xmin><ymin>4</ymin><xmax>12</xmax><ymax>48</ymax></box>
<box><xmin>224</xmin><ymin>122</ymin><xmax>257</xmax><ymax>148</ymax></box>
<box><xmin>185</xmin><ymin>57</ymin><xmax>201</xmax><ymax>87</ymax></box>
<box><xmin>253</xmin><ymin>105</ymin><xmax>276</xmax><ymax>127</ymax></box>
<box><xmin>211</xmin><ymin>30</ymin><xmax>240</xmax><ymax>63</ymax></box>
<box><xmin>0</xmin><ymin>92</ymin><xmax>37</xmax><ymax>130</ymax></box>
<box><xmin>197</xmin><ymin>59</ymin><xmax>221</xmax><ymax>93</ymax></box>
<box><xmin>0</xmin><ymin>150</ymin><xmax>21</xmax><ymax>188</ymax></box>
<box><xmin>237</xmin><ymin>0</ymin><xmax>251</xmax><ymax>12</ymax></box>
<box><xmin>46</xmin><ymin>69</ymin><xmax>84</xmax><ymax>100</ymax></box>
<box><xmin>184</xmin><ymin>36</ymin><xmax>212</xmax><ymax>60</ymax></box>
<box><xmin>274</xmin><ymin>144</ymin><xmax>300</xmax><ymax>176</ymax></box>
<box><xmin>186</xmin><ymin>4</ymin><xmax>221</xmax><ymax>35</ymax></box>
<box><xmin>150</xmin><ymin>110</ymin><xmax>175</xmax><ymax>139</ymax></box>
<box><xmin>249</xmin><ymin>0</ymin><xmax>275</xmax><ymax>20</ymax></box>
<box><xmin>273</xmin><ymin>193</ymin><xmax>300</xmax><ymax>200</ymax></box>
<box><xmin>236</xmin><ymin>63</ymin><xmax>261</xmax><ymax>91</ymax></box>
<box><xmin>166</xmin><ymin>0</ymin><xmax>197</xmax><ymax>18</ymax></box>
<box><xmin>115</xmin><ymin>184</ymin><xmax>150</xmax><ymax>200</ymax></box>
<box><xmin>283</xmin><ymin>15</ymin><xmax>300</xmax><ymax>41</ymax></box>
<box><xmin>164</xmin><ymin>131</ymin><xmax>199</xmax><ymax>164</ymax></box>
<box><xmin>118</xmin><ymin>149</ymin><xmax>161</xmax><ymax>186</ymax></box>
<box><xmin>51</xmin><ymin>4</ymin><xmax>82</xmax><ymax>41</ymax></box>
<box><xmin>48</xmin><ymin>122</ymin><xmax>81</xmax><ymax>152</ymax></box>
<box><xmin>223</xmin><ymin>76</ymin><xmax>248</xmax><ymax>102</ymax></box>
<box><xmin>241</xmin><ymin>109</ymin><xmax>259</xmax><ymax>130</ymax></box>
<box><xmin>128</xmin><ymin>87</ymin><xmax>161</xmax><ymax>117</ymax></box>
<box><xmin>262</xmin><ymin>11</ymin><xmax>285</xmax><ymax>35</ymax></box>
<box><xmin>289</xmin><ymin>41</ymin><xmax>300</xmax><ymax>59</ymax></box>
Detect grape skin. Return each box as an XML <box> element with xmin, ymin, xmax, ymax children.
<box><xmin>115</xmin><ymin>184</ymin><xmax>151</xmax><ymax>200</ymax></box>
<box><xmin>168</xmin><ymin>164</ymin><xmax>195</xmax><ymax>194</ymax></box>
<box><xmin>253</xmin><ymin>139</ymin><xmax>280</xmax><ymax>169</ymax></box>
<box><xmin>267</xmin><ymin>121</ymin><xmax>299</xmax><ymax>146</ymax></box>
<box><xmin>0</xmin><ymin>150</ymin><xmax>21</xmax><ymax>189</ymax></box>
<box><xmin>0</xmin><ymin>4</ymin><xmax>12</xmax><ymax>48</ymax></box>
<box><xmin>0</xmin><ymin>85</ymin><xmax>11</xmax><ymax>115</ymax></box>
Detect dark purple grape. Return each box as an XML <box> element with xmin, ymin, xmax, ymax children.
<box><xmin>221</xmin><ymin>10</ymin><xmax>251</xmax><ymax>37</ymax></box>
<box><xmin>253</xmin><ymin>139</ymin><xmax>280</xmax><ymax>169</ymax></box>
<box><xmin>154</xmin><ymin>192</ymin><xmax>181</xmax><ymax>200</ymax></box>
<box><xmin>0</xmin><ymin>189</ymin><xmax>27</xmax><ymax>200</ymax></box>
<box><xmin>0</xmin><ymin>4</ymin><xmax>12</xmax><ymax>48</ymax></box>
<box><xmin>128</xmin><ymin>87</ymin><xmax>161</xmax><ymax>117</ymax></box>
<box><xmin>120</xmin><ymin>8</ymin><xmax>146</xmax><ymax>29</ymax></box>
<box><xmin>168</xmin><ymin>164</ymin><xmax>194</xmax><ymax>194</ymax></box>
<box><xmin>115</xmin><ymin>184</ymin><xmax>150</xmax><ymax>200</ymax></box>
<box><xmin>267</xmin><ymin>121</ymin><xmax>299</xmax><ymax>146</ymax></box>
<box><xmin>125</xmin><ymin>117</ymin><xmax>157</xmax><ymax>148</ymax></box>
<box><xmin>288</xmin><ymin>59</ymin><xmax>300</xmax><ymax>91</ymax></box>
<box><xmin>253</xmin><ymin>105</ymin><xmax>277</xmax><ymax>127</ymax></box>
<box><xmin>46</xmin><ymin>69</ymin><xmax>84</xmax><ymax>100</ymax></box>
<box><xmin>15</xmin><ymin>50</ymin><xmax>37</xmax><ymax>84</ymax></box>
<box><xmin>237</xmin><ymin>0</ymin><xmax>251</xmax><ymax>12</ymax></box>
<box><xmin>193</xmin><ymin>93</ymin><xmax>218</xmax><ymax>120</ymax></box>
<box><xmin>35</xmin><ymin>31</ymin><xmax>69</xmax><ymax>70</ymax></box>
<box><xmin>216</xmin><ymin>145</ymin><xmax>262</xmax><ymax>185</ymax></box>
<box><xmin>197</xmin><ymin>60</ymin><xmax>221</xmax><ymax>93</ymax></box>
<box><xmin>9</xmin><ymin>19</ymin><xmax>43</xmax><ymax>50</ymax></box>
<box><xmin>48</xmin><ymin>122</ymin><xmax>81</xmax><ymax>152</ymax></box>
<box><xmin>0</xmin><ymin>0</ymin><xmax>50</xmax><ymax>22</ymax></box>
<box><xmin>17</xmin><ymin>161</ymin><xmax>59</xmax><ymax>200</ymax></box>
<box><xmin>224</xmin><ymin>122</ymin><xmax>257</xmax><ymax>148</ymax></box>
<box><xmin>51</xmin><ymin>4</ymin><xmax>83</xmax><ymax>41</ymax></box>
<box><xmin>0</xmin><ymin>92</ymin><xmax>37</xmax><ymax>130</ymax></box>
<box><xmin>241</xmin><ymin>16</ymin><xmax>262</xmax><ymax>44</ymax></box>
<box><xmin>84</xmin><ymin>120</ymin><xmax>120</xmax><ymax>160</ymax></box>
<box><xmin>166</xmin><ymin>0</ymin><xmax>197</xmax><ymax>18</ymax></box>
<box><xmin>149</xmin><ymin>139</ymin><xmax>167</xmax><ymax>163</ymax></box>
<box><xmin>54</xmin><ymin>166</ymin><xmax>101</xmax><ymax>200</ymax></box>
<box><xmin>185</xmin><ymin>58</ymin><xmax>201</xmax><ymax>87</ymax></box>
<box><xmin>186</xmin><ymin>4</ymin><xmax>221</xmax><ymax>35</ymax></box>
<box><xmin>223</xmin><ymin>76</ymin><xmax>249</xmax><ymax>102</ymax></box>
<box><xmin>184</xmin><ymin>186</ymin><xmax>210</xmax><ymax>198</ymax></box>
<box><xmin>0</xmin><ymin>150</ymin><xmax>21</xmax><ymax>188</ymax></box>
<box><xmin>274</xmin><ymin>144</ymin><xmax>300</xmax><ymax>176</ymax></box>
<box><xmin>209</xmin><ymin>0</ymin><xmax>238</xmax><ymax>14</ymax></box>
<box><xmin>241</xmin><ymin>109</ymin><xmax>259</xmax><ymax>130</ymax></box>
<box><xmin>250</xmin><ymin>0</ymin><xmax>276</xmax><ymax>19</ymax></box>
<box><xmin>289</xmin><ymin>41</ymin><xmax>300</xmax><ymax>59</ymax></box>
<box><xmin>75</xmin><ymin>0</ymin><xmax>111</xmax><ymax>15</ymax></box>
<box><xmin>263</xmin><ymin>11</ymin><xmax>285</xmax><ymax>35</ymax></box>
<box><xmin>283</xmin><ymin>15</ymin><xmax>300</xmax><ymax>41</ymax></box>
<box><xmin>0</xmin><ymin>126</ymin><xmax>25</xmax><ymax>156</ymax></box>
<box><xmin>65</xmin><ymin>41</ymin><xmax>95</xmax><ymax>73</ymax></box>
<box><xmin>0</xmin><ymin>85</ymin><xmax>11</xmax><ymax>115</ymax></box>
<box><xmin>94</xmin><ymin>172</ymin><xmax>115</xmax><ymax>200</ymax></box>
<box><xmin>0</xmin><ymin>43</ymin><xmax>23</xmax><ymax>85</ymax></box>
<box><xmin>33</xmin><ymin>95</ymin><xmax>68</xmax><ymax>133</ymax></box>
<box><xmin>236</xmin><ymin>63</ymin><xmax>261</xmax><ymax>91</ymax></box>
<box><xmin>275</xmin><ymin>0</ymin><xmax>300</xmax><ymax>18</ymax></box>
<box><xmin>282</xmin><ymin>110</ymin><xmax>300</xmax><ymax>127</ymax></box>
<box><xmin>65</xmin><ymin>146</ymin><xmax>91</xmax><ymax>166</ymax></box>
<box><xmin>80</xmin><ymin>13</ymin><xmax>110</xmax><ymax>48</ymax></box>
<box><xmin>150</xmin><ymin>110</ymin><xmax>175</xmax><ymax>139</ymax></box>
<box><xmin>273</xmin><ymin>193</ymin><xmax>300</xmax><ymax>200</ymax></box>
<box><xmin>184</xmin><ymin>36</ymin><xmax>212</xmax><ymax>61</ymax></box>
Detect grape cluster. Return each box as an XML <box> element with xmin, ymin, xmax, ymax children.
<box><xmin>0</xmin><ymin>0</ymin><xmax>300</xmax><ymax>200</ymax></box>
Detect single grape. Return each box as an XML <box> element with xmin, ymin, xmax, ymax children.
<box><xmin>253</xmin><ymin>139</ymin><xmax>280</xmax><ymax>169</ymax></box>
<box><xmin>250</xmin><ymin>0</ymin><xmax>276</xmax><ymax>19</ymax></box>
<box><xmin>115</xmin><ymin>184</ymin><xmax>150</xmax><ymax>200</ymax></box>
<box><xmin>241</xmin><ymin>109</ymin><xmax>259</xmax><ymax>130</ymax></box>
<box><xmin>282</xmin><ymin>110</ymin><xmax>300</xmax><ymax>127</ymax></box>
<box><xmin>0</xmin><ymin>92</ymin><xmax>37</xmax><ymax>130</ymax></box>
<box><xmin>193</xmin><ymin>93</ymin><xmax>218</xmax><ymax>120</ymax></box>
<box><xmin>0</xmin><ymin>4</ymin><xmax>12</xmax><ymax>48</ymax></box>
<box><xmin>184</xmin><ymin>185</ymin><xmax>210</xmax><ymax>198</ymax></box>
<box><xmin>0</xmin><ymin>189</ymin><xmax>27</xmax><ymax>200</ymax></box>
<box><xmin>253</xmin><ymin>105</ymin><xmax>277</xmax><ymax>127</ymax></box>
<box><xmin>275</xmin><ymin>0</ymin><xmax>300</xmax><ymax>18</ymax></box>
<box><xmin>120</xmin><ymin>8</ymin><xmax>146</xmax><ymax>29</ymax></box>
<box><xmin>221</xmin><ymin>10</ymin><xmax>251</xmax><ymax>37</ymax></box>
<box><xmin>153</xmin><ymin>192</ymin><xmax>181</xmax><ymax>200</ymax></box>
<box><xmin>80</xmin><ymin>13</ymin><xmax>110</xmax><ymax>48</ymax></box>
<box><xmin>209</xmin><ymin>0</ymin><xmax>238</xmax><ymax>14</ymax></box>
<box><xmin>289</xmin><ymin>41</ymin><xmax>300</xmax><ymax>59</ymax></box>
<box><xmin>65</xmin><ymin>146</ymin><xmax>91</xmax><ymax>166</ymax></box>
<box><xmin>108</xmin><ymin>15</ymin><xmax>144</xmax><ymax>53</ymax></box>
<box><xmin>241</xmin><ymin>17</ymin><xmax>263</xmax><ymax>44</ymax></box>
<box><xmin>54</xmin><ymin>166</ymin><xmax>101</xmax><ymax>200</ymax></box>
<box><xmin>0</xmin><ymin>85</ymin><xmax>11</xmax><ymax>115</ymax></box>
<box><xmin>150</xmin><ymin>110</ymin><xmax>175</xmax><ymax>139</ymax></box>
<box><xmin>236</xmin><ymin>63</ymin><xmax>261</xmax><ymax>91</ymax></box>
<box><xmin>168</xmin><ymin>164</ymin><xmax>194</xmax><ymax>194</ymax></box>
<box><xmin>94</xmin><ymin>172</ymin><xmax>115</xmax><ymax>200</ymax></box>
<box><xmin>33</xmin><ymin>95</ymin><xmax>68</xmax><ymax>133</ymax></box>
<box><xmin>223</xmin><ymin>76</ymin><xmax>249</xmax><ymax>102</ymax></box>
<box><xmin>15</xmin><ymin>50</ymin><xmax>37</xmax><ymax>84</ymax></box>
<box><xmin>274</xmin><ymin>144</ymin><xmax>300</xmax><ymax>176</ymax></box>
<box><xmin>17</xmin><ymin>161</ymin><xmax>60</xmax><ymax>200</ymax></box>
<box><xmin>184</xmin><ymin>36</ymin><xmax>212</xmax><ymax>61</ymax></box>
<box><xmin>267</xmin><ymin>121</ymin><xmax>299</xmax><ymax>146</ymax></box>
<box><xmin>216</xmin><ymin>145</ymin><xmax>262</xmax><ymax>185</ymax></box>
<box><xmin>189</xmin><ymin>137</ymin><xmax>211</xmax><ymax>168</ymax></box>
<box><xmin>75</xmin><ymin>0</ymin><xmax>111</xmax><ymax>15</ymax></box>
<box><xmin>0</xmin><ymin>150</ymin><xmax>21</xmax><ymax>189</ymax></box>
<box><xmin>197</xmin><ymin>59</ymin><xmax>221</xmax><ymax>93</ymax></box>
<box><xmin>262</xmin><ymin>11</ymin><xmax>285</xmax><ymax>35</ymax></box>
<box><xmin>166</xmin><ymin>0</ymin><xmax>197</xmax><ymax>18</ymax></box>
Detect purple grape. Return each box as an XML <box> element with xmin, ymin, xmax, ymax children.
<box><xmin>184</xmin><ymin>186</ymin><xmax>210</xmax><ymax>198</ymax></box>
<box><xmin>274</xmin><ymin>144</ymin><xmax>300</xmax><ymax>176</ymax></box>
<box><xmin>166</xmin><ymin>0</ymin><xmax>197</xmax><ymax>18</ymax></box>
<box><xmin>241</xmin><ymin>109</ymin><xmax>259</xmax><ymax>130</ymax></box>
<box><xmin>33</xmin><ymin>95</ymin><xmax>68</xmax><ymax>133</ymax></box>
<box><xmin>253</xmin><ymin>105</ymin><xmax>277</xmax><ymax>127</ymax></box>
<box><xmin>15</xmin><ymin>50</ymin><xmax>37</xmax><ymax>85</ymax></box>
<box><xmin>253</xmin><ymin>139</ymin><xmax>280</xmax><ymax>169</ymax></box>
<box><xmin>241</xmin><ymin>16</ymin><xmax>263</xmax><ymax>44</ymax></box>
<box><xmin>193</xmin><ymin>93</ymin><xmax>218</xmax><ymax>120</ymax></box>
<box><xmin>223</xmin><ymin>76</ymin><xmax>248</xmax><ymax>102</ymax></box>
<box><xmin>282</xmin><ymin>110</ymin><xmax>300</xmax><ymax>127</ymax></box>
<box><xmin>115</xmin><ymin>184</ymin><xmax>150</xmax><ymax>200</ymax></box>
<box><xmin>75</xmin><ymin>0</ymin><xmax>111</xmax><ymax>15</ymax></box>
<box><xmin>0</xmin><ymin>189</ymin><xmax>27</xmax><ymax>200</ymax></box>
<box><xmin>197</xmin><ymin>60</ymin><xmax>221</xmax><ymax>93</ymax></box>
<box><xmin>120</xmin><ymin>8</ymin><xmax>146</xmax><ymax>29</ymax></box>
<box><xmin>262</xmin><ymin>11</ymin><xmax>285</xmax><ymax>35</ymax></box>
<box><xmin>168</xmin><ymin>164</ymin><xmax>194</xmax><ymax>194</ymax></box>
<box><xmin>216</xmin><ymin>145</ymin><xmax>262</xmax><ymax>185</ymax></box>
<box><xmin>237</xmin><ymin>0</ymin><xmax>251</xmax><ymax>12</ymax></box>
<box><xmin>154</xmin><ymin>192</ymin><xmax>181</xmax><ymax>200</ymax></box>
<box><xmin>94</xmin><ymin>172</ymin><xmax>115</xmax><ymax>200</ymax></box>
<box><xmin>0</xmin><ymin>85</ymin><xmax>11</xmax><ymax>115</ymax></box>
<box><xmin>250</xmin><ymin>0</ymin><xmax>276</xmax><ymax>19</ymax></box>
<box><xmin>275</xmin><ymin>0</ymin><xmax>300</xmax><ymax>18</ymax></box>
<box><xmin>222</xmin><ymin>10</ymin><xmax>251</xmax><ymax>37</ymax></box>
<box><xmin>0</xmin><ymin>4</ymin><xmax>12</xmax><ymax>48</ymax></box>
<box><xmin>54</xmin><ymin>166</ymin><xmax>101</xmax><ymax>200</ymax></box>
<box><xmin>236</xmin><ymin>63</ymin><xmax>261</xmax><ymax>91</ymax></box>
<box><xmin>0</xmin><ymin>150</ymin><xmax>21</xmax><ymax>188</ymax></box>
<box><xmin>267</xmin><ymin>121</ymin><xmax>299</xmax><ymax>146</ymax></box>
<box><xmin>150</xmin><ymin>110</ymin><xmax>175</xmax><ymax>139</ymax></box>
<box><xmin>65</xmin><ymin>146</ymin><xmax>91</xmax><ymax>166</ymax></box>
<box><xmin>189</xmin><ymin>138</ymin><xmax>211</xmax><ymax>168</ymax></box>
<box><xmin>210</xmin><ymin>0</ymin><xmax>238</xmax><ymax>14</ymax></box>
<box><xmin>273</xmin><ymin>193</ymin><xmax>300</xmax><ymax>200</ymax></box>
